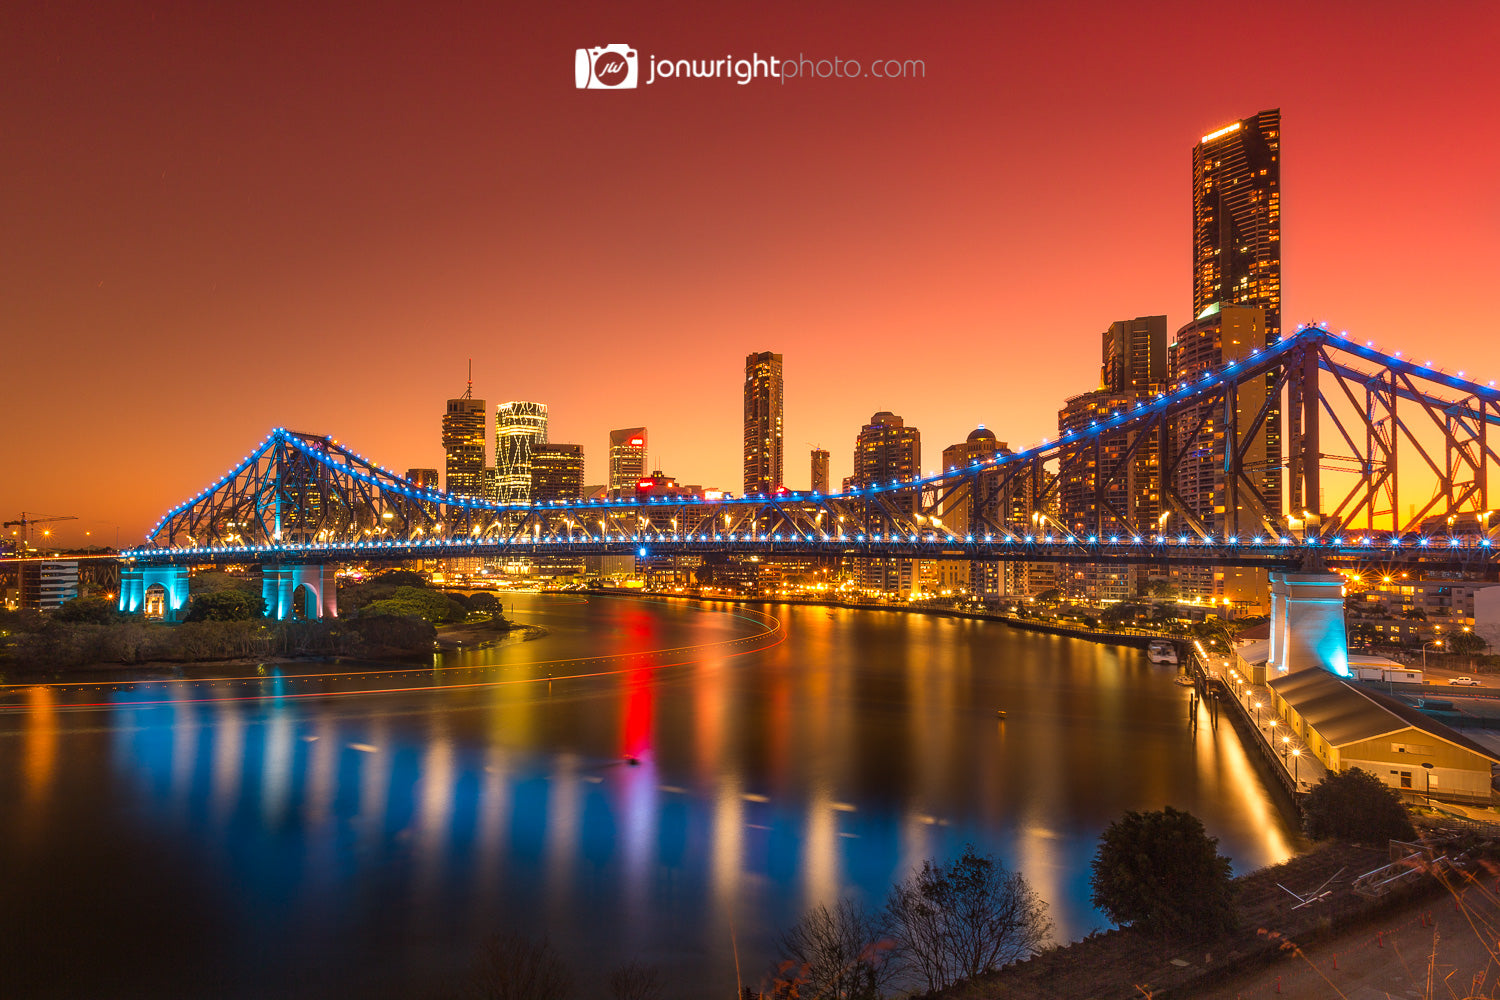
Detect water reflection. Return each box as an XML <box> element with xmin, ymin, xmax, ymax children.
<box><xmin>0</xmin><ymin>595</ymin><xmax>1299</xmax><ymax>998</ymax></box>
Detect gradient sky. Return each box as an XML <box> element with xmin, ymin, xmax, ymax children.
<box><xmin>4</xmin><ymin>1</ymin><xmax>1499</xmax><ymax>546</ymax></box>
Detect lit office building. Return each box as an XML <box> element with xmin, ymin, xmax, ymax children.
<box><xmin>851</xmin><ymin>411</ymin><xmax>920</xmax><ymax>595</ymax></box>
<box><xmin>939</xmin><ymin>426</ymin><xmax>1012</xmax><ymax>598</ymax></box>
<box><xmin>1169</xmin><ymin>303</ymin><xmax>1271</xmax><ymax>609</ymax></box>
<box><xmin>531</xmin><ymin>444</ymin><xmax>585</xmax><ymax>502</ymax></box>
<box><xmin>442</xmin><ymin>388</ymin><xmax>487</xmax><ymax>499</ymax></box>
<box><xmin>496</xmin><ymin>401</ymin><xmax>549</xmax><ymax>504</ymax></box>
<box><xmin>609</xmin><ymin>427</ymin><xmax>647</xmax><ymax>498</ymax></box>
<box><xmin>1194</xmin><ymin>109</ymin><xmax>1282</xmax><ymax>509</ymax></box>
<box><xmin>743</xmin><ymin>351</ymin><xmax>784</xmax><ymax>495</ymax></box>
<box><xmin>405</xmin><ymin>468</ymin><xmax>439</xmax><ymax>490</ymax></box>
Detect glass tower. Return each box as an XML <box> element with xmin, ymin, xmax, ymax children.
<box><xmin>496</xmin><ymin>401</ymin><xmax>549</xmax><ymax>504</ymax></box>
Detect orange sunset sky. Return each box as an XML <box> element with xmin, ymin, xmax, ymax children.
<box><xmin>3</xmin><ymin>1</ymin><xmax>1499</xmax><ymax>545</ymax></box>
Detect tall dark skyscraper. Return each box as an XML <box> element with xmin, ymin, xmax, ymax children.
<box><xmin>743</xmin><ymin>351</ymin><xmax>784</xmax><ymax>496</ymax></box>
<box><xmin>442</xmin><ymin>373</ymin><xmax>487</xmax><ymax>499</ymax></box>
<box><xmin>1101</xmin><ymin>315</ymin><xmax>1167</xmax><ymax>393</ymax></box>
<box><xmin>810</xmin><ymin>447</ymin><xmax>829</xmax><ymax>493</ymax></box>
<box><xmin>1192</xmin><ymin>108</ymin><xmax>1283</xmax><ymax>512</ymax></box>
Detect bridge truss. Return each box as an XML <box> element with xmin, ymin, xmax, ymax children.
<box><xmin>129</xmin><ymin>328</ymin><xmax>1500</xmax><ymax>572</ymax></box>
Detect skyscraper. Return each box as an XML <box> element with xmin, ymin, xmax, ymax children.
<box><xmin>940</xmin><ymin>427</ymin><xmax>1011</xmax><ymax>597</ymax></box>
<box><xmin>852</xmin><ymin>411</ymin><xmax>920</xmax><ymax>595</ymax></box>
<box><xmin>531</xmin><ymin>444</ymin><xmax>585</xmax><ymax>502</ymax></box>
<box><xmin>1102</xmin><ymin>315</ymin><xmax>1168</xmax><ymax>393</ymax></box>
<box><xmin>1170</xmin><ymin>303</ymin><xmax>1271</xmax><ymax>608</ymax></box>
<box><xmin>743</xmin><ymin>351</ymin><xmax>784</xmax><ymax>496</ymax></box>
<box><xmin>496</xmin><ymin>401</ymin><xmax>549</xmax><ymax>504</ymax></box>
<box><xmin>609</xmin><ymin>427</ymin><xmax>647</xmax><ymax>497</ymax></box>
<box><xmin>1194</xmin><ymin>109</ymin><xmax>1282</xmax><ymax>508</ymax></box>
<box><xmin>810</xmin><ymin>447</ymin><xmax>829</xmax><ymax>493</ymax></box>
<box><xmin>442</xmin><ymin>377</ymin><xmax>487</xmax><ymax>499</ymax></box>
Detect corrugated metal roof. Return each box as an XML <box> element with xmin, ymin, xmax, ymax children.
<box><xmin>1267</xmin><ymin>668</ymin><xmax>1500</xmax><ymax>762</ymax></box>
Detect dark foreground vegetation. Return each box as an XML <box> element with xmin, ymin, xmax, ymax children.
<box><xmin>0</xmin><ymin>570</ymin><xmax>516</xmax><ymax>672</ymax></box>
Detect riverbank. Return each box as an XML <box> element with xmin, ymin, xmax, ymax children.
<box><xmin>595</xmin><ymin>588</ymin><xmax>1176</xmax><ymax>650</ymax></box>
<box><xmin>942</xmin><ymin>832</ymin><xmax>1483</xmax><ymax>999</ymax></box>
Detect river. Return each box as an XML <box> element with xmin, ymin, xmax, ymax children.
<box><xmin>0</xmin><ymin>593</ymin><xmax>1299</xmax><ymax>997</ymax></box>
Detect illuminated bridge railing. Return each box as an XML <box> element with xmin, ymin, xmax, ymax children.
<box><xmin>131</xmin><ymin>325</ymin><xmax>1500</xmax><ymax>570</ymax></box>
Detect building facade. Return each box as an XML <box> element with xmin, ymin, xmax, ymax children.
<box><xmin>496</xmin><ymin>401</ymin><xmax>549</xmax><ymax>504</ymax></box>
<box><xmin>609</xmin><ymin>427</ymin><xmax>647</xmax><ymax>498</ymax></box>
<box><xmin>1194</xmin><ymin>109</ymin><xmax>1283</xmax><ymax>508</ymax></box>
<box><xmin>530</xmin><ymin>444</ymin><xmax>585</xmax><ymax>502</ymax></box>
<box><xmin>852</xmin><ymin>411</ymin><xmax>920</xmax><ymax>595</ymax></box>
<box><xmin>744</xmin><ymin>351</ymin><xmax>784</xmax><ymax>496</ymax></box>
<box><xmin>1169</xmin><ymin>303</ymin><xmax>1271</xmax><ymax>608</ymax></box>
<box><xmin>810</xmin><ymin>448</ymin><xmax>829</xmax><ymax>494</ymax></box>
<box><xmin>442</xmin><ymin>394</ymin><xmax>487</xmax><ymax>498</ymax></box>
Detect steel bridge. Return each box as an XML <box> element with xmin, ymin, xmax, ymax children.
<box><xmin>124</xmin><ymin>326</ymin><xmax>1500</xmax><ymax>578</ymax></box>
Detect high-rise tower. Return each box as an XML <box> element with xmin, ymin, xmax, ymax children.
<box><xmin>609</xmin><ymin>428</ymin><xmax>647</xmax><ymax>497</ymax></box>
<box><xmin>442</xmin><ymin>368</ymin><xmax>487</xmax><ymax>499</ymax></box>
<box><xmin>496</xmin><ymin>401</ymin><xmax>548</xmax><ymax>504</ymax></box>
<box><xmin>810</xmin><ymin>448</ymin><xmax>829</xmax><ymax>494</ymax></box>
<box><xmin>743</xmin><ymin>351</ymin><xmax>784</xmax><ymax>496</ymax></box>
<box><xmin>1194</xmin><ymin>109</ymin><xmax>1282</xmax><ymax>511</ymax></box>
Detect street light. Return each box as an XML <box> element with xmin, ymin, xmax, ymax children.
<box><xmin>1290</xmin><ymin>747</ymin><xmax>1302</xmax><ymax>788</ymax></box>
<box><xmin>1421</xmin><ymin>761</ymin><xmax>1434</xmax><ymax>805</ymax></box>
<box><xmin>1281</xmin><ymin>734</ymin><xmax>1291</xmax><ymax>760</ymax></box>
<box><xmin>1422</xmin><ymin>638</ymin><xmax>1444</xmax><ymax>667</ymax></box>
<box><xmin>1252</xmin><ymin>701</ymin><xmax>1261</xmax><ymax>726</ymax></box>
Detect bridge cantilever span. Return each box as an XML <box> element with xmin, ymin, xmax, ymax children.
<box><xmin>123</xmin><ymin>327</ymin><xmax>1500</xmax><ymax>576</ymax></box>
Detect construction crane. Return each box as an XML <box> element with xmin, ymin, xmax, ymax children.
<box><xmin>4</xmin><ymin>512</ymin><xmax>78</xmax><ymax>545</ymax></box>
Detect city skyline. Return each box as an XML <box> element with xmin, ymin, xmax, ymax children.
<box><xmin>4</xmin><ymin>2</ymin><xmax>1499</xmax><ymax>545</ymax></box>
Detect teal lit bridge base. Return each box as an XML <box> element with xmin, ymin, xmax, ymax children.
<box><xmin>119</xmin><ymin>563</ymin><xmax>335</xmax><ymax>621</ymax></box>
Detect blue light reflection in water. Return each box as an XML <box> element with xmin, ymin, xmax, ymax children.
<box><xmin>0</xmin><ymin>595</ymin><xmax>1298</xmax><ymax>998</ymax></box>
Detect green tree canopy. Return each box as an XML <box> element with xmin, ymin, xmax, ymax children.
<box><xmin>1090</xmin><ymin>806</ymin><xmax>1237</xmax><ymax>940</ymax></box>
<box><xmin>359</xmin><ymin>586</ymin><xmax>466</xmax><ymax>624</ymax></box>
<box><xmin>1301</xmin><ymin>767</ymin><xmax>1416</xmax><ymax>842</ymax></box>
<box><xmin>1447</xmin><ymin>632</ymin><xmax>1489</xmax><ymax>655</ymax></box>
<box><xmin>54</xmin><ymin>596</ymin><xmax>118</xmax><ymax>625</ymax></box>
<box><xmin>185</xmin><ymin>590</ymin><xmax>266</xmax><ymax>622</ymax></box>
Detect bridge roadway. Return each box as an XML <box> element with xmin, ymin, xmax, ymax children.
<box><xmin>122</xmin><ymin>529</ymin><xmax>1498</xmax><ymax>569</ymax></box>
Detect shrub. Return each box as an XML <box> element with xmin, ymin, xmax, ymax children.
<box><xmin>1090</xmin><ymin>806</ymin><xmax>1237</xmax><ymax>940</ymax></box>
<box><xmin>1302</xmin><ymin>768</ymin><xmax>1416</xmax><ymax>842</ymax></box>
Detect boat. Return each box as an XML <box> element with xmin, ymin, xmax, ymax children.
<box><xmin>1173</xmin><ymin>675</ymin><xmax>1196</xmax><ymax>687</ymax></box>
<box><xmin>1147</xmin><ymin>640</ymin><xmax>1179</xmax><ymax>665</ymax></box>
<box><xmin>995</xmin><ymin>709</ymin><xmax>1007</xmax><ymax>719</ymax></box>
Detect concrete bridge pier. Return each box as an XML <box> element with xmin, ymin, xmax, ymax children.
<box><xmin>261</xmin><ymin>564</ymin><xmax>338</xmax><ymax>621</ymax></box>
<box><xmin>1267</xmin><ymin>571</ymin><xmax>1348</xmax><ymax>677</ymax></box>
<box><xmin>119</xmin><ymin>565</ymin><xmax>191</xmax><ymax>621</ymax></box>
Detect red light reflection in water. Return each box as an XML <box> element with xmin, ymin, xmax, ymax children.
<box><xmin>621</xmin><ymin>659</ymin><xmax>653</xmax><ymax>761</ymax></box>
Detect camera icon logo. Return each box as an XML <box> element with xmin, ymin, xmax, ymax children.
<box><xmin>575</xmin><ymin>44</ymin><xmax>639</xmax><ymax>89</ymax></box>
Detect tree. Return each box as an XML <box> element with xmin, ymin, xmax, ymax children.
<box><xmin>1301</xmin><ymin>767</ymin><xmax>1416</xmax><ymax>842</ymax></box>
<box><xmin>1447</xmin><ymin>631</ymin><xmax>1489</xmax><ymax>655</ymax></box>
<box><xmin>464</xmin><ymin>591</ymin><xmax>503</xmax><ymax>615</ymax></box>
<box><xmin>885</xmin><ymin>845</ymin><xmax>1051</xmax><ymax>993</ymax></box>
<box><xmin>469</xmin><ymin>932</ymin><xmax>571</xmax><ymax>1000</ymax></box>
<box><xmin>1146</xmin><ymin>579</ymin><xmax>1178</xmax><ymax>601</ymax></box>
<box><xmin>54</xmin><ymin>596</ymin><xmax>118</xmax><ymax>625</ymax></box>
<box><xmin>1401</xmin><ymin>607</ymin><xmax>1427</xmax><ymax>621</ymax></box>
<box><xmin>773</xmin><ymin>898</ymin><xmax>894</xmax><ymax>1000</ymax></box>
<box><xmin>1089</xmin><ymin>807</ymin><xmax>1236</xmax><ymax>940</ymax></box>
<box><xmin>358</xmin><ymin>586</ymin><xmax>466</xmax><ymax>624</ymax></box>
<box><xmin>185</xmin><ymin>590</ymin><xmax>265</xmax><ymax>622</ymax></box>
<box><xmin>608</xmin><ymin>961</ymin><xmax>664</xmax><ymax>1000</ymax></box>
<box><xmin>190</xmin><ymin>570</ymin><xmax>259</xmax><ymax>596</ymax></box>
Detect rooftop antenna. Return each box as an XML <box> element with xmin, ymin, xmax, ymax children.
<box><xmin>463</xmin><ymin>359</ymin><xmax>473</xmax><ymax>399</ymax></box>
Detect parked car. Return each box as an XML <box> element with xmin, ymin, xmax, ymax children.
<box><xmin>1448</xmin><ymin>676</ymin><xmax>1482</xmax><ymax>686</ymax></box>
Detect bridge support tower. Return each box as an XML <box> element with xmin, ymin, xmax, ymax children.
<box><xmin>262</xmin><ymin>564</ymin><xmax>338</xmax><ymax>621</ymax></box>
<box><xmin>1267</xmin><ymin>571</ymin><xmax>1348</xmax><ymax>677</ymax></box>
<box><xmin>119</xmin><ymin>565</ymin><xmax>191</xmax><ymax>621</ymax></box>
